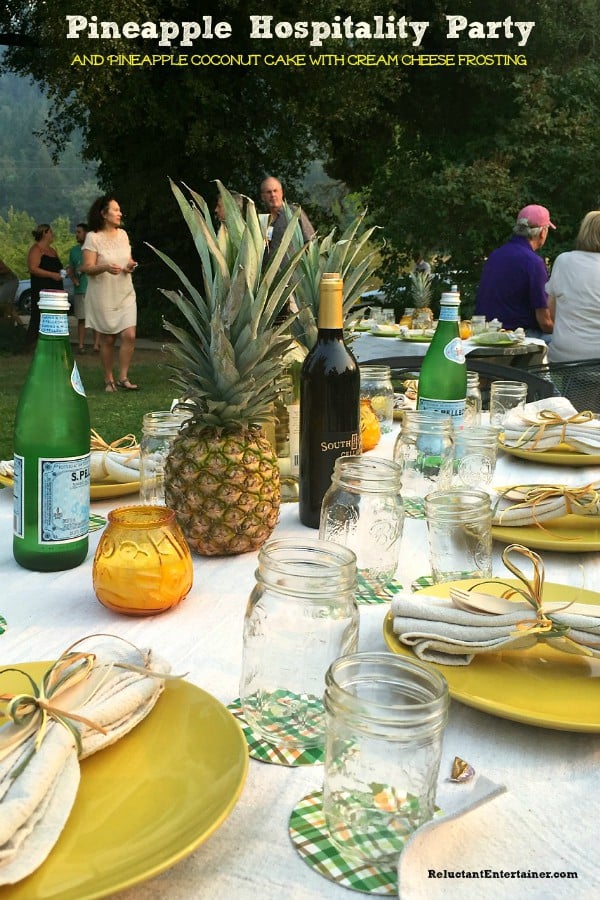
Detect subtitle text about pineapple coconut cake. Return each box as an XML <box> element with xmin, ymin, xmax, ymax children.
<box><xmin>66</xmin><ymin>12</ymin><xmax>534</xmax><ymax>68</ymax></box>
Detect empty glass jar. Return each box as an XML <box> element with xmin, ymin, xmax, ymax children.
<box><xmin>239</xmin><ymin>539</ymin><xmax>359</xmax><ymax>749</ymax></box>
<box><xmin>323</xmin><ymin>652</ymin><xmax>448</xmax><ymax>864</ymax></box>
<box><xmin>319</xmin><ymin>456</ymin><xmax>404</xmax><ymax>595</ymax></box>
<box><xmin>139</xmin><ymin>409</ymin><xmax>192</xmax><ymax>505</ymax></box>
<box><xmin>393</xmin><ymin>412</ymin><xmax>454</xmax><ymax>515</ymax></box>
<box><xmin>359</xmin><ymin>365</ymin><xmax>394</xmax><ymax>433</ymax></box>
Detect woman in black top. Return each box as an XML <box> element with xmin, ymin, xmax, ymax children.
<box><xmin>26</xmin><ymin>224</ymin><xmax>63</xmax><ymax>347</ymax></box>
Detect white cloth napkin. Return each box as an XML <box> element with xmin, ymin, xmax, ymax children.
<box><xmin>390</xmin><ymin>592</ymin><xmax>600</xmax><ymax>665</ymax></box>
<box><xmin>0</xmin><ymin>637</ymin><xmax>169</xmax><ymax>885</ymax></box>
<box><xmin>501</xmin><ymin>397</ymin><xmax>600</xmax><ymax>453</ymax></box>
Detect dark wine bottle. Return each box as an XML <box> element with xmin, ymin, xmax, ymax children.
<box><xmin>13</xmin><ymin>291</ymin><xmax>91</xmax><ymax>571</ymax></box>
<box><xmin>417</xmin><ymin>290</ymin><xmax>467</xmax><ymax>426</ymax></box>
<box><xmin>299</xmin><ymin>273</ymin><xmax>360</xmax><ymax>528</ymax></box>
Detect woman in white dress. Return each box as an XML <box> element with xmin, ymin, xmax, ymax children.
<box><xmin>82</xmin><ymin>195</ymin><xmax>139</xmax><ymax>391</ymax></box>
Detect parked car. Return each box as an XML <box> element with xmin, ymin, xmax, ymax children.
<box><xmin>13</xmin><ymin>276</ymin><xmax>74</xmax><ymax>313</ymax></box>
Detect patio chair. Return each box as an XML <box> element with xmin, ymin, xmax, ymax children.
<box><xmin>526</xmin><ymin>358</ymin><xmax>600</xmax><ymax>413</ymax></box>
<box><xmin>360</xmin><ymin>355</ymin><xmax>559</xmax><ymax>409</ymax></box>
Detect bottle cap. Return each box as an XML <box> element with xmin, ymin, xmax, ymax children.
<box><xmin>39</xmin><ymin>290</ymin><xmax>70</xmax><ymax>311</ymax></box>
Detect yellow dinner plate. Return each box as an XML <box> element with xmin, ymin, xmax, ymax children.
<box><xmin>492</xmin><ymin>515</ymin><xmax>600</xmax><ymax>552</ymax></box>
<box><xmin>383</xmin><ymin>579</ymin><xmax>600</xmax><ymax>733</ymax></box>
<box><xmin>90</xmin><ymin>480</ymin><xmax>140</xmax><ymax>499</ymax></box>
<box><xmin>0</xmin><ymin>664</ymin><xmax>248</xmax><ymax>900</ymax></box>
<box><xmin>498</xmin><ymin>442</ymin><xmax>600</xmax><ymax>466</ymax></box>
<box><xmin>370</xmin><ymin>329</ymin><xmax>400</xmax><ymax>338</ymax></box>
<box><xmin>0</xmin><ymin>474</ymin><xmax>139</xmax><ymax>500</ymax></box>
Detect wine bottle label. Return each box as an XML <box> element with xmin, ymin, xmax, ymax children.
<box><xmin>40</xmin><ymin>312</ymin><xmax>70</xmax><ymax>336</ymax></box>
<box><xmin>443</xmin><ymin>338</ymin><xmax>465</xmax><ymax>363</ymax></box>
<box><xmin>287</xmin><ymin>403</ymin><xmax>300</xmax><ymax>477</ymax></box>
<box><xmin>71</xmin><ymin>362</ymin><xmax>87</xmax><ymax>397</ymax></box>
<box><xmin>418</xmin><ymin>397</ymin><xmax>466</xmax><ymax>424</ymax></box>
<box><xmin>319</xmin><ymin>432</ymin><xmax>361</xmax><ymax>455</ymax></box>
<box><xmin>14</xmin><ymin>455</ymin><xmax>91</xmax><ymax>544</ymax></box>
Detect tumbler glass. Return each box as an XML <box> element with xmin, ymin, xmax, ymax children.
<box><xmin>359</xmin><ymin>365</ymin><xmax>394</xmax><ymax>434</ymax></box>
<box><xmin>393</xmin><ymin>412</ymin><xmax>454</xmax><ymax>515</ymax></box>
<box><xmin>424</xmin><ymin>488</ymin><xmax>493</xmax><ymax>583</ymax></box>
<box><xmin>320</xmin><ymin>456</ymin><xmax>404</xmax><ymax>595</ymax></box>
<box><xmin>452</xmin><ymin>425</ymin><xmax>500</xmax><ymax>489</ymax></box>
<box><xmin>489</xmin><ymin>381</ymin><xmax>528</xmax><ymax>427</ymax></box>
<box><xmin>239</xmin><ymin>539</ymin><xmax>359</xmax><ymax>749</ymax></box>
<box><xmin>323</xmin><ymin>652</ymin><xmax>448</xmax><ymax>864</ymax></box>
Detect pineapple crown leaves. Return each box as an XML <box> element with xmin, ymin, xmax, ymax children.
<box><xmin>409</xmin><ymin>270</ymin><xmax>433</xmax><ymax>308</ymax></box>
<box><xmin>288</xmin><ymin>210</ymin><xmax>382</xmax><ymax>350</ymax></box>
<box><xmin>149</xmin><ymin>179</ymin><xmax>308</xmax><ymax>428</ymax></box>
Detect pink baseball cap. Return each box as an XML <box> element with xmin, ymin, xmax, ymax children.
<box><xmin>516</xmin><ymin>204</ymin><xmax>556</xmax><ymax>229</ymax></box>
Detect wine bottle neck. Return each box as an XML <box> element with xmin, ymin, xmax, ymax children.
<box><xmin>318</xmin><ymin>278</ymin><xmax>344</xmax><ymax>329</ymax></box>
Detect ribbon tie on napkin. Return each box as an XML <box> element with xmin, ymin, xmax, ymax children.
<box><xmin>492</xmin><ymin>481</ymin><xmax>600</xmax><ymax>529</ymax></box>
<box><xmin>0</xmin><ymin>635</ymin><xmax>172</xmax><ymax>885</ymax></box>
<box><xmin>391</xmin><ymin>544</ymin><xmax>600</xmax><ymax>665</ymax></box>
<box><xmin>501</xmin><ymin>397</ymin><xmax>600</xmax><ymax>453</ymax></box>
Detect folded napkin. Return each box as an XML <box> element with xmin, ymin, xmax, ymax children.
<box><xmin>492</xmin><ymin>481</ymin><xmax>600</xmax><ymax>526</ymax></box>
<box><xmin>501</xmin><ymin>397</ymin><xmax>600</xmax><ymax>453</ymax></box>
<box><xmin>391</xmin><ymin>544</ymin><xmax>600</xmax><ymax>665</ymax></box>
<box><xmin>0</xmin><ymin>635</ymin><xmax>170</xmax><ymax>885</ymax></box>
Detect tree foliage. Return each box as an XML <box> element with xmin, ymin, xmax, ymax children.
<box><xmin>2</xmin><ymin>0</ymin><xmax>600</xmax><ymax>303</ymax></box>
<box><xmin>0</xmin><ymin>209</ymin><xmax>73</xmax><ymax>278</ymax></box>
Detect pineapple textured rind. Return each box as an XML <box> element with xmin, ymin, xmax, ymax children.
<box><xmin>151</xmin><ymin>180</ymin><xmax>309</xmax><ymax>556</ymax></box>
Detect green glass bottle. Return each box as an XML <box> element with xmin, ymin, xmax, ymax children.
<box><xmin>13</xmin><ymin>291</ymin><xmax>91</xmax><ymax>571</ymax></box>
<box><xmin>417</xmin><ymin>291</ymin><xmax>467</xmax><ymax>426</ymax></box>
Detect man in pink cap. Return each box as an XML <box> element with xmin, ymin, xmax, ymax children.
<box><xmin>474</xmin><ymin>204</ymin><xmax>555</xmax><ymax>338</ymax></box>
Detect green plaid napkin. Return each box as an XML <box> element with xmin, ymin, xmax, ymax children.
<box><xmin>357</xmin><ymin>575</ymin><xmax>403</xmax><ymax>605</ymax></box>
<box><xmin>403</xmin><ymin>498</ymin><xmax>425</xmax><ymax>519</ymax></box>
<box><xmin>228</xmin><ymin>698</ymin><xmax>324</xmax><ymax>767</ymax></box>
<box><xmin>411</xmin><ymin>572</ymin><xmax>474</xmax><ymax>592</ymax></box>
<box><xmin>89</xmin><ymin>513</ymin><xmax>107</xmax><ymax>532</ymax></box>
<box><xmin>289</xmin><ymin>791</ymin><xmax>398</xmax><ymax>895</ymax></box>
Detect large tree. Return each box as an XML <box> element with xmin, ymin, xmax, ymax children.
<box><xmin>2</xmin><ymin>0</ymin><xmax>599</xmax><ymax>306</ymax></box>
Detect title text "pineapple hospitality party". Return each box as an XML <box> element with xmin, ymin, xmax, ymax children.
<box><xmin>65</xmin><ymin>14</ymin><xmax>536</xmax><ymax>49</ymax></box>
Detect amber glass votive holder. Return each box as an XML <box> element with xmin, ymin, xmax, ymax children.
<box><xmin>93</xmin><ymin>505</ymin><xmax>193</xmax><ymax>616</ymax></box>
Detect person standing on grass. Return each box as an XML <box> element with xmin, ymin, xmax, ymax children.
<box><xmin>67</xmin><ymin>222</ymin><xmax>100</xmax><ymax>353</ymax></box>
<box><xmin>81</xmin><ymin>195</ymin><xmax>139</xmax><ymax>392</ymax></box>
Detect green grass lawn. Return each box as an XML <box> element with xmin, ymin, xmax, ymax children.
<box><xmin>0</xmin><ymin>323</ymin><xmax>179</xmax><ymax>460</ymax></box>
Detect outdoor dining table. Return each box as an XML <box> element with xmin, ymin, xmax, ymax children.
<box><xmin>0</xmin><ymin>428</ymin><xmax>598</xmax><ymax>899</ymax></box>
<box><xmin>352</xmin><ymin>333</ymin><xmax>547</xmax><ymax>368</ymax></box>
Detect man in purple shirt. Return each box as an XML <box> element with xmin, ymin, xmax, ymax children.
<box><xmin>474</xmin><ymin>205</ymin><xmax>555</xmax><ymax>338</ymax></box>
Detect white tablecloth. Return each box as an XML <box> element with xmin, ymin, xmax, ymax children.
<box><xmin>0</xmin><ymin>430</ymin><xmax>598</xmax><ymax>899</ymax></box>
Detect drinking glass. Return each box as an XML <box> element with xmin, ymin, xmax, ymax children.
<box><xmin>359</xmin><ymin>365</ymin><xmax>394</xmax><ymax>433</ymax></box>
<box><xmin>424</xmin><ymin>488</ymin><xmax>493</xmax><ymax>583</ymax></box>
<box><xmin>489</xmin><ymin>381</ymin><xmax>528</xmax><ymax>427</ymax></box>
<box><xmin>393</xmin><ymin>412</ymin><xmax>454</xmax><ymax>515</ymax></box>
<box><xmin>320</xmin><ymin>456</ymin><xmax>404</xmax><ymax>595</ymax></box>
<box><xmin>239</xmin><ymin>539</ymin><xmax>359</xmax><ymax>749</ymax></box>
<box><xmin>452</xmin><ymin>425</ymin><xmax>500</xmax><ymax>489</ymax></box>
<box><xmin>322</xmin><ymin>651</ymin><xmax>448</xmax><ymax>864</ymax></box>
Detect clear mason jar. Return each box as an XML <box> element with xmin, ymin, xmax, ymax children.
<box><xmin>393</xmin><ymin>412</ymin><xmax>454</xmax><ymax>512</ymax></box>
<box><xmin>359</xmin><ymin>365</ymin><xmax>394</xmax><ymax>433</ymax></box>
<box><xmin>424</xmin><ymin>488</ymin><xmax>493</xmax><ymax>583</ymax></box>
<box><xmin>319</xmin><ymin>456</ymin><xmax>404</xmax><ymax>595</ymax></box>
<box><xmin>323</xmin><ymin>652</ymin><xmax>448</xmax><ymax>864</ymax></box>
<box><xmin>139</xmin><ymin>409</ymin><xmax>192</xmax><ymax>505</ymax></box>
<box><xmin>239</xmin><ymin>538</ymin><xmax>359</xmax><ymax>750</ymax></box>
<box><xmin>464</xmin><ymin>372</ymin><xmax>482</xmax><ymax>426</ymax></box>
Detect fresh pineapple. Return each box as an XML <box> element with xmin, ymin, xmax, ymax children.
<box><xmin>150</xmin><ymin>180</ymin><xmax>305</xmax><ymax>556</ymax></box>
<box><xmin>409</xmin><ymin>270</ymin><xmax>433</xmax><ymax>328</ymax></box>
